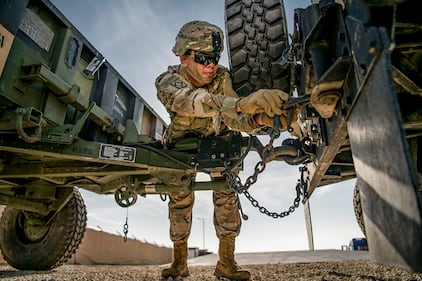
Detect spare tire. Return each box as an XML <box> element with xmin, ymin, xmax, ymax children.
<box><xmin>225</xmin><ymin>0</ymin><xmax>291</xmax><ymax>97</ymax></box>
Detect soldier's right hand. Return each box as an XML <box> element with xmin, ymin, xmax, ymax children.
<box><xmin>237</xmin><ymin>89</ymin><xmax>289</xmax><ymax>117</ymax></box>
<box><xmin>258</xmin><ymin>112</ymin><xmax>301</xmax><ymax>137</ymax></box>
<box><xmin>259</xmin><ymin>112</ymin><xmax>289</xmax><ymax>131</ymax></box>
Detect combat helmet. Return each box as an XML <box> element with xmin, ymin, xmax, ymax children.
<box><xmin>172</xmin><ymin>20</ymin><xmax>224</xmax><ymax>56</ymax></box>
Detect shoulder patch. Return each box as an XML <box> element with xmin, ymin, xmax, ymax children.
<box><xmin>171</xmin><ymin>80</ymin><xmax>187</xmax><ymax>89</ymax></box>
<box><xmin>159</xmin><ymin>73</ymin><xmax>188</xmax><ymax>90</ymax></box>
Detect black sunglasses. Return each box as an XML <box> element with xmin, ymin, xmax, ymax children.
<box><xmin>193</xmin><ymin>52</ymin><xmax>220</xmax><ymax>66</ymax></box>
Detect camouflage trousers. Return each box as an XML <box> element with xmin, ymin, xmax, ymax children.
<box><xmin>168</xmin><ymin>189</ymin><xmax>241</xmax><ymax>242</ymax></box>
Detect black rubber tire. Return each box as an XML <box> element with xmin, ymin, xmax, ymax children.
<box><xmin>225</xmin><ymin>0</ymin><xmax>291</xmax><ymax>97</ymax></box>
<box><xmin>0</xmin><ymin>188</ymin><xmax>87</xmax><ymax>270</ymax></box>
<box><xmin>353</xmin><ymin>179</ymin><xmax>366</xmax><ymax>237</ymax></box>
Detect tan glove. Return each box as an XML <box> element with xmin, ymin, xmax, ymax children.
<box><xmin>237</xmin><ymin>89</ymin><xmax>289</xmax><ymax>117</ymax></box>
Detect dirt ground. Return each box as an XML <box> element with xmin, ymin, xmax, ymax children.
<box><xmin>1</xmin><ymin>260</ymin><xmax>422</xmax><ymax>281</ymax></box>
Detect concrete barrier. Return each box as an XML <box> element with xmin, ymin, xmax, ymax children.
<box><xmin>68</xmin><ymin>228</ymin><xmax>172</xmax><ymax>265</ymax></box>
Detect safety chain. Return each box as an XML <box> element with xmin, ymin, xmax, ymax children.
<box><xmin>225</xmin><ymin>135</ymin><xmax>276</xmax><ymax>193</ymax></box>
<box><xmin>225</xmin><ymin>160</ymin><xmax>266</xmax><ymax>193</ymax></box>
<box><xmin>225</xmin><ymin>136</ymin><xmax>309</xmax><ymax>219</ymax></box>
<box><xmin>243</xmin><ymin>180</ymin><xmax>303</xmax><ymax>218</ymax></box>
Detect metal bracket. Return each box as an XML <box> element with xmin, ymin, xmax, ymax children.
<box><xmin>42</xmin><ymin>102</ymin><xmax>96</xmax><ymax>144</ymax></box>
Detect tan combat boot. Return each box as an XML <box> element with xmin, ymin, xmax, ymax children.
<box><xmin>161</xmin><ymin>241</ymin><xmax>189</xmax><ymax>278</ymax></box>
<box><xmin>214</xmin><ymin>235</ymin><xmax>251</xmax><ymax>280</ymax></box>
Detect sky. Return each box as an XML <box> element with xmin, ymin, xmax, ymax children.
<box><xmin>49</xmin><ymin>0</ymin><xmax>364</xmax><ymax>254</ymax></box>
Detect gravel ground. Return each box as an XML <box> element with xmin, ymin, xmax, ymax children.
<box><xmin>1</xmin><ymin>261</ymin><xmax>422</xmax><ymax>281</ymax></box>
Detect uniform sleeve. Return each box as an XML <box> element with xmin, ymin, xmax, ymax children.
<box><xmin>221</xmin><ymin>72</ymin><xmax>263</xmax><ymax>133</ymax></box>
<box><xmin>156</xmin><ymin>69</ymin><xmax>239</xmax><ymax>118</ymax></box>
<box><xmin>223</xmin><ymin>114</ymin><xmax>263</xmax><ymax>134</ymax></box>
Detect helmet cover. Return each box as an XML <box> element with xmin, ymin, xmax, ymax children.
<box><xmin>172</xmin><ymin>20</ymin><xmax>224</xmax><ymax>56</ymax></box>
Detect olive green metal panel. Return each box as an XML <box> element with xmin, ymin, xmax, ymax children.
<box><xmin>0</xmin><ymin>1</ymin><xmax>28</xmax><ymax>38</ymax></box>
<box><xmin>0</xmin><ymin>37</ymin><xmax>46</xmax><ymax>108</ymax></box>
<box><xmin>0</xmin><ymin>0</ymin><xmax>167</xmax><ymax>146</ymax></box>
<box><xmin>0</xmin><ymin>3</ymin><xmax>95</xmax><ymax>126</ymax></box>
<box><xmin>0</xmin><ymin>0</ymin><xmax>172</xmax><ymax>216</ymax></box>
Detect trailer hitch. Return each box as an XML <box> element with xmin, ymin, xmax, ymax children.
<box><xmin>262</xmin><ymin>138</ymin><xmax>315</xmax><ymax>165</ymax></box>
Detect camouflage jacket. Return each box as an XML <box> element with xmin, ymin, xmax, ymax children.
<box><xmin>155</xmin><ymin>65</ymin><xmax>262</xmax><ymax>144</ymax></box>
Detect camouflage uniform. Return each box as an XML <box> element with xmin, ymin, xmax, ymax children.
<box><xmin>156</xmin><ymin>65</ymin><xmax>261</xmax><ymax>145</ymax></box>
<box><xmin>157</xmin><ymin>20</ymin><xmax>284</xmax><ymax>280</ymax></box>
<box><xmin>156</xmin><ymin>64</ymin><xmax>262</xmax><ymax>242</ymax></box>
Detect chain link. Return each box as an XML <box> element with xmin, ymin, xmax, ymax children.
<box><xmin>226</xmin><ymin>160</ymin><xmax>266</xmax><ymax>193</ymax></box>
<box><xmin>123</xmin><ymin>209</ymin><xmax>129</xmax><ymax>242</ymax></box>
<box><xmin>242</xmin><ymin>181</ymin><xmax>302</xmax><ymax>219</ymax></box>
<box><xmin>225</xmin><ymin>138</ymin><xmax>308</xmax><ymax>219</ymax></box>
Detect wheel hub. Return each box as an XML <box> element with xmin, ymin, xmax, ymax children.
<box><xmin>19</xmin><ymin>212</ymin><xmax>50</xmax><ymax>242</ymax></box>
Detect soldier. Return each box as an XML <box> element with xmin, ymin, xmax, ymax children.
<box><xmin>155</xmin><ymin>20</ymin><xmax>291</xmax><ymax>280</ymax></box>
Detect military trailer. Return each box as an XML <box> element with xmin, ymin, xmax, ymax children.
<box><xmin>0</xmin><ymin>0</ymin><xmax>170</xmax><ymax>270</ymax></box>
<box><xmin>0</xmin><ymin>0</ymin><xmax>421</xmax><ymax>274</ymax></box>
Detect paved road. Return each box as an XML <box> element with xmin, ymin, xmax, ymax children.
<box><xmin>185</xmin><ymin>249</ymin><xmax>370</xmax><ymax>266</ymax></box>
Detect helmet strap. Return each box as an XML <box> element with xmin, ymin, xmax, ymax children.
<box><xmin>212</xmin><ymin>32</ymin><xmax>222</xmax><ymax>53</ymax></box>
